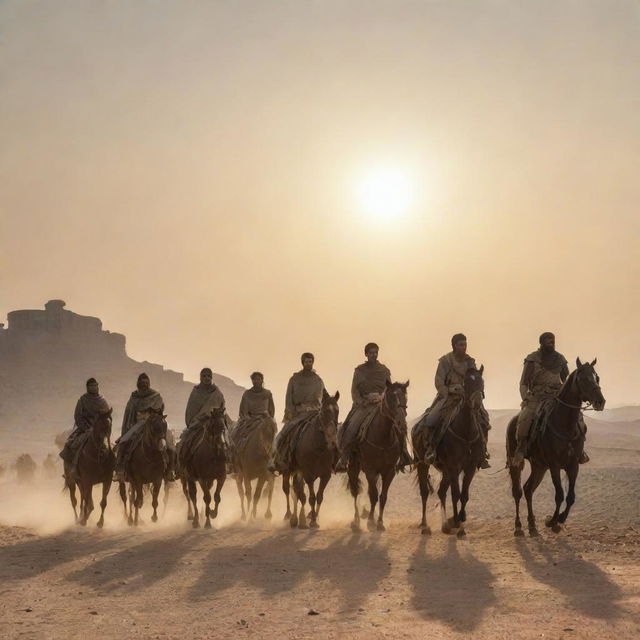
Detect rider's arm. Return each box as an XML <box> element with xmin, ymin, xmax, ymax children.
<box><xmin>238</xmin><ymin>393</ymin><xmax>249</xmax><ymax>420</ymax></box>
<box><xmin>351</xmin><ymin>369</ymin><xmax>364</xmax><ymax>405</ymax></box>
<box><xmin>74</xmin><ymin>398</ymin><xmax>88</xmax><ymax>430</ymax></box>
<box><xmin>268</xmin><ymin>392</ymin><xmax>275</xmax><ymax>419</ymax></box>
<box><xmin>560</xmin><ymin>361</ymin><xmax>570</xmax><ymax>383</ymax></box>
<box><xmin>434</xmin><ymin>360</ymin><xmax>448</xmax><ymax>398</ymax></box>
<box><xmin>284</xmin><ymin>377</ymin><xmax>295</xmax><ymax>421</ymax></box>
<box><xmin>519</xmin><ymin>360</ymin><xmax>534</xmax><ymax>400</ymax></box>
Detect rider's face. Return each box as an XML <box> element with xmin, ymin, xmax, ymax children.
<box><xmin>366</xmin><ymin>348</ymin><xmax>379</xmax><ymax>363</ymax></box>
<box><xmin>200</xmin><ymin>372</ymin><xmax>213</xmax><ymax>385</ymax></box>
<box><xmin>541</xmin><ymin>336</ymin><xmax>555</xmax><ymax>351</ymax></box>
<box><xmin>454</xmin><ymin>340</ymin><xmax>467</xmax><ymax>356</ymax></box>
<box><xmin>302</xmin><ymin>357</ymin><xmax>314</xmax><ymax>371</ymax></box>
<box><xmin>87</xmin><ymin>382</ymin><xmax>99</xmax><ymax>395</ymax></box>
<box><xmin>251</xmin><ymin>376</ymin><xmax>264</xmax><ymax>389</ymax></box>
<box><xmin>138</xmin><ymin>377</ymin><xmax>150</xmax><ymax>392</ymax></box>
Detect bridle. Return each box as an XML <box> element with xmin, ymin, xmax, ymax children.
<box><xmin>553</xmin><ymin>369</ymin><xmax>598</xmax><ymax>411</ymax></box>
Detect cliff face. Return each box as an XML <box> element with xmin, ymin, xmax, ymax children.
<box><xmin>0</xmin><ymin>300</ymin><xmax>245</xmax><ymax>441</ymax></box>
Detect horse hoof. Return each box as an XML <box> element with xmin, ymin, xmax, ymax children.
<box><xmin>551</xmin><ymin>524</ymin><xmax>562</xmax><ymax>534</ymax></box>
<box><xmin>442</xmin><ymin>523</ymin><xmax>452</xmax><ymax>535</ymax></box>
<box><xmin>544</xmin><ymin>516</ymin><xmax>555</xmax><ymax>528</ymax></box>
<box><xmin>377</xmin><ymin>522</ymin><xmax>386</xmax><ymax>532</ymax></box>
<box><xmin>459</xmin><ymin>512</ymin><xmax>467</xmax><ymax>523</ymax></box>
<box><xmin>309</xmin><ymin>520</ymin><xmax>319</xmax><ymax>529</ymax></box>
<box><xmin>204</xmin><ymin>521</ymin><xmax>212</xmax><ymax>529</ymax></box>
<box><xmin>192</xmin><ymin>520</ymin><xmax>200</xmax><ymax>529</ymax></box>
<box><xmin>361</xmin><ymin>508</ymin><xmax>369</xmax><ymax>518</ymax></box>
<box><xmin>80</xmin><ymin>520</ymin><xmax>87</xmax><ymax>527</ymax></box>
<box><xmin>289</xmin><ymin>517</ymin><xmax>298</xmax><ymax>529</ymax></box>
<box><xmin>298</xmin><ymin>522</ymin><xmax>308</xmax><ymax>530</ymax></box>
<box><xmin>241</xmin><ymin>513</ymin><xmax>246</xmax><ymax>522</ymax></box>
<box><xmin>265</xmin><ymin>511</ymin><xmax>272</xmax><ymax>521</ymax></box>
<box><xmin>514</xmin><ymin>529</ymin><xmax>525</xmax><ymax>537</ymax></box>
<box><xmin>351</xmin><ymin>522</ymin><xmax>361</xmax><ymax>533</ymax></box>
<box><xmin>187</xmin><ymin>514</ymin><xmax>194</xmax><ymax>521</ymax></box>
<box><xmin>127</xmin><ymin>518</ymin><xmax>133</xmax><ymax>527</ymax></box>
<box><xmin>96</xmin><ymin>520</ymin><xmax>104</xmax><ymax>529</ymax></box>
<box><xmin>447</xmin><ymin>516</ymin><xmax>457</xmax><ymax>527</ymax></box>
<box><xmin>457</xmin><ymin>528</ymin><xmax>467</xmax><ymax>538</ymax></box>
<box><xmin>421</xmin><ymin>526</ymin><xmax>431</xmax><ymax>536</ymax></box>
<box><xmin>529</xmin><ymin>529</ymin><xmax>539</xmax><ymax>538</ymax></box>
<box><xmin>367</xmin><ymin>519</ymin><xmax>376</xmax><ymax>532</ymax></box>
<box><xmin>284</xmin><ymin>511</ymin><xmax>292</xmax><ymax>521</ymax></box>
<box><xmin>151</xmin><ymin>514</ymin><xmax>158</xmax><ymax>523</ymax></box>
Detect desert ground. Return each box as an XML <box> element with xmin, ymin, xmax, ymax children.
<box><xmin>1</xmin><ymin>415</ymin><xmax>639</xmax><ymax>639</ymax></box>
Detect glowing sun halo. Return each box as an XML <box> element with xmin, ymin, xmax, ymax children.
<box><xmin>355</xmin><ymin>167</ymin><xmax>413</xmax><ymax>220</ymax></box>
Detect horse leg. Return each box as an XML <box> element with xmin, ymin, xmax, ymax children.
<box><xmin>438</xmin><ymin>475</ymin><xmax>452</xmax><ymax>534</ymax></box>
<box><xmin>306</xmin><ymin>477</ymin><xmax>318</xmax><ymax>528</ymax></box>
<box><xmin>134</xmin><ymin>483</ymin><xmax>143</xmax><ymax>526</ymax></box>
<box><xmin>97</xmin><ymin>479</ymin><xmax>111</xmax><ymax>528</ymax></box>
<box><xmin>244</xmin><ymin>476</ymin><xmax>253</xmax><ymax>520</ymax></box>
<box><xmin>289</xmin><ymin>473</ymin><xmax>299</xmax><ymax>528</ymax></box>
<box><xmin>523</xmin><ymin>462</ymin><xmax>547</xmax><ymax>537</ymax></box>
<box><xmin>151</xmin><ymin>480</ymin><xmax>161</xmax><ymax>523</ymax></box>
<box><xmin>202</xmin><ymin>480</ymin><xmax>213</xmax><ymax>529</ymax></box>
<box><xmin>294</xmin><ymin>474</ymin><xmax>307</xmax><ymax>529</ymax></box>
<box><xmin>78</xmin><ymin>481</ymin><xmax>89</xmax><ymax>526</ymax></box>
<box><xmin>314</xmin><ymin>473</ymin><xmax>330</xmax><ymax>528</ymax></box>
<box><xmin>182</xmin><ymin>478</ymin><xmax>194</xmax><ymax>521</ymax></box>
<box><xmin>252</xmin><ymin>477</ymin><xmax>266</xmax><ymax>520</ymax></box>
<box><xmin>456</xmin><ymin>467</ymin><xmax>475</xmax><ymax>538</ymax></box>
<box><xmin>68</xmin><ymin>481</ymin><xmax>79</xmax><ymax>523</ymax></box>
<box><xmin>188</xmin><ymin>479</ymin><xmax>200</xmax><ymax>528</ymax></box>
<box><xmin>264</xmin><ymin>473</ymin><xmax>274</xmax><ymax>520</ymax></box>
<box><xmin>557</xmin><ymin>462</ymin><xmax>579</xmax><ymax>524</ymax></box>
<box><xmin>235</xmin><ymin>473</ymin><xmax>247</xmax><ymax>521</ymax></box>
<box><xmin>377</xmin><ymin>467</ymin><xmax>395</xmax><ymax>532</ymax></box>
<box><xmin>282</xmin><ymin>472</ymin><xmax>292</xmax><ymax>521</ymax></box>
<box><xmin>366</xmin><ymin>472</ymin><xmax>379</xmax><ymax>531</ymax></box>
<box><xmin>416</xmin><ymin>462</ymin><xmax>431</xmax><ymax>535</ymax></box>
<box><xmin>211</xmin><ymin>473</ymin><xmax>224</xmax><ymax>520</ymax></box>
<box><xmin>544</xmin><ymin>466</ymin><xmax>564</xmax><ymax>532</ymax></box>
<box><xmin>347</xmin><ymin>458</ymin><xmax>361</xmax><ymax>532</ymax></box>
<box><xmin>162</xmin><ymin>480</ymin><xmax>170</xmax><ymax>518</ymax></box>
<box><xmin>509</xmin><ymin>463</ymin><xmax>525</xmax><ymax>537</ymax></box>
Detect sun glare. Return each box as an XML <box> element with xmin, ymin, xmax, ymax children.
<box><xmin>355</xmin><ymin>167</ymin><xmax>413</xmax><ymax>220</ymax></box>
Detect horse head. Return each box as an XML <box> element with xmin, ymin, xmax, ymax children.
<box><xmin>145</xmin><ymin>407</ymin><xmax>168</xmax><ymax>452</ymax></box>
<box><xmin>204</xmin><ymin>407</ymin><xmax>227</xmax><ymax>444</ymax></box>
<box><xmin>93</xmin><ymin>408</ymin><xmax>113</xmax><ymax>449</ymax></box>
<box><xmin>320</xmin><ymin>389</ymin><xmax>340</xmax><ymax>447</ymax></box>
<box><xmin>574</xmin><ymin>358</ymin><xmax>606</xmax><ymax>411</ymax></box>
<box><xmin>464</xmin><ymin>365</ymin><xmax>485</xmax><ymax>410</ymax></box>
<box><xmin>384</xmin><ymin>379</ymin><xmax>410</xmax><ymax>419</ymax></box>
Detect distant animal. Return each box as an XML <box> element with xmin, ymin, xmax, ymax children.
<box><xmin>118</xmin><ymin>407</ymin><xmax>168</xmax><ymax>526</ymax></box>
<box><xmin>14</xmin><ymin>454</ymin><xmax>37</xmax><ymax>484</ymax></box>
<box><xmin>63</xmin><ymin>409</ymin><xmax>115</xmax><ymax>527</ymax></box>
<box><xmin>42</xmin><ymin>453</ymin><xmax>60</xmax><ymax>478</ymax></box>
<box><xmin>179</xmin><ymin>408</ymin><xmax>227</xmax><ymax>529</ymax></box>
<box><xmin>506</xmin><ymin>358</ymin><xmax>605</xmax><ymax>537</ymax></box>
<box><xmin>413</xmin><ymin>366</ymin><xmax>487</xmax><ymax>537</ymax></box>
<box><xmin>346</xmin><ymin>381</ymin><xmax>409</xmax><ymax>532</ymax></box>
<box><xmin>284</xmin><ymin>390</ymin><xmax>340</xmax><ymax>529</ymax></box>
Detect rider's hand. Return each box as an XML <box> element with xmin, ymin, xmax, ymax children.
<box><xmin>449</xmin><ymin>384</ymin><xmax>464</xmax><ymax>395</ymax></box>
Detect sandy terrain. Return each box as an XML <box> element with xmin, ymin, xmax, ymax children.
<box><xmin>1</xmin><ymin>423</ymin><xmax>639</xmax><ymax>640</ymax></box>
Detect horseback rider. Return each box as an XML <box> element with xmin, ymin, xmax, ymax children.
<box><xmin>512</xmin><ymin>332</ymin><xmax>589</xmax><ymax>466</ymax></box>
<box><xmin>417</xmin><ymin>334</ymin><xmax>491</xmax><ymax>469</ymax></box>
<box><xmin>114</xmin><ymin>373</ymin><xmax>172</xmax><ymax>482</ymax></box>
<box><xmin>336</xmin><ymin>342</ymin><xmax>413</xmax><ymax>472</ymax></box>
<box><xmin>60</xmin><ymin>378</ymin><xmax>111</xmax><ymax>478</ymax></box>
<box><xmin>178</xmin><ymin>367</ymin><xmax>231</xmax><ymax>472</ymax></box>
<box><xmin>269</xmin><ymin>352</ymin><xmax>325</xmax><ymax>474</ymax></box>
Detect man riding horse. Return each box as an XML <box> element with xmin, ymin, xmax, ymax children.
<box><xmin>60</xmin><ymin>378</ymin><xmax>111</xmax><ymax>480</ymax></box>
<box><xmin>415</xmin><ymin>334</ymin><xmax>491</xmax><ymax>469</ymax></box>
<box><xmin>336</xmin><ymin>342</ymin><xmax>412</xmax><ymax>471</ymax></box>
<box><xmin>270</xmin><ymin>352</ymin><xmax>325</xmax><ymax>474</ymax></box>
<box><xmin>512</xmin><ymin>332</ymin><xmax>589</xmax><ymax>466</ymax></box>
<box><xmin>232</xmin><ymin>372</ymin><xmax>276</xmax><ymax>456</ymax></box>
<box><xmin>178</xmin><ymin>367</ymin><xmax>231</xmax><ymax>473</ymax></box>
<box><xmin>114</xmin><ymin>373</ymin><xmax>173</xmax><ymax>482</ymax></box>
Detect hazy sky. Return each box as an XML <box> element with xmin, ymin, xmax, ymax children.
<box><xmin>1</xmin><ymin>0</ymin><xmax>639</xmax><ymax>413</ymax></box>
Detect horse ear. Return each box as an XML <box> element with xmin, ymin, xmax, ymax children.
<box><xmin>404</xmin><ymin>379</ymin><xmax>410</xmax><ymax>388</ymax></box>
<box><xmin>591</xmin><ymin>357</ymin><xmax>597</xmax><ymax>367</ymax></box>
<box><xmin>108</xmin><ymin>407</ymin><xmax>113</xmax><ymax>416</ymax></box>
<box><xmin>322</xmin><ymin>388</ymin><xmax>330</xmax><ymax>402</ymax></box>
<box><xmin>576</xmin><ymin>357</ymin><xmax>582</xmax><ymax>368</ymax></box>
<box><xmin>334</xmin><ymin>390</ymin><xmax>340</xmax><ymax>401</ymax></box>
<box><xmin>479</xmin><ymin>364</ymin><xmax>484</xmax><ymax>374</ymax></box>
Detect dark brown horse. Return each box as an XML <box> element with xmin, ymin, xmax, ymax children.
<box><xmin>284</xmin><ymin>390</ymin><xmax>340</xmax><ymax>529</ymax></box>
<box><xmin>118</xmin><ymin>407</ymin><xmax>168</xmax><ymax>526</ymax></box>
<box><xmin>232</xmin><ymin>417</ymin><xmax>277</xmax><ymax>521</ymax></box>
<box><xmin>64</xmin><ymin>409</ymin><xmax>115</xmax><ymax>527</ymax></box>
<box><xmin>347</xmin><ymin>381</ymin><xmax>409</xmax><ymax>532</ymax></box>
<box><xmin>413</xmin><ymin>367</ymin><xmax>486</xmax><ymax>537</ymax></box>
<box><xmin>181</xmin><ymin>408</ymin><xmax>227</xmax><ymax>529</ymax></box>
<box><xmin>507</xmin><ymin>358</ymin><xmax>605</xmax><ymax>537</ymax></box>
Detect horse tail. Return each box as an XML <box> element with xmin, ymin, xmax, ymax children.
<box><xmin>506</xmin><ymin>415</ymin><xmax>518</xmax><ymax>460</ymax></box>
<box><xmin>346</xmin><ymin>472</ymin><xmax>361</xmax><ymax>498</ymax></box>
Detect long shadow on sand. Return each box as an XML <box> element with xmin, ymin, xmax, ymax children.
<box><xmin>408</xmin><ymin>536</ymin><xmax>497</xmax><ymax>632</ymax></box>
<box><xmin>517</xmin><ymin>537</ymin><xmax>623</xmax><ymax>620</ymax></box>
<box><xmin>188</xmin><ymin>529</ymin><xmax>391</xmax><ymax>612</ymax></box>
<box><xmin>0</xmin><ymin>529</ymin><xmax>122</xmax><ymax>582</ymax></box>
<box><xmin>65</xmin><ymin>532</ymin><xmax>194</xmax><ymax>594</ymax></box>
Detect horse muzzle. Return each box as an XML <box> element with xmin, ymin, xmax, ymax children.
<box><xmin>592</xmin><ymin>397</ymin><xmax>606</xmax><ymax>411</ymax></box>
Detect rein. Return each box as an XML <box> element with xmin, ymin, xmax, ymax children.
<box><xmin>364</xmin><ymin>391</ymin><xmax>405</xmax><ymax>450</ymax></box>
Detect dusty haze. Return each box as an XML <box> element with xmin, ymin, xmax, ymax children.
<box><xmin>1</xmin><ymin>0</ymin><xmax>638</xmax><ymax>414</ymax></box>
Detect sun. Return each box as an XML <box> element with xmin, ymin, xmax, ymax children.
<box><xmin>355</xmin><ymin>167</ymin><xmax>413</xmax><ymax>220</ymax></box>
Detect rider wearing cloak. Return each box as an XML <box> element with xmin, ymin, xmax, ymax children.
<box><xmin>114</xmin><ymin>373</ymin><xmax>167</xmax><ymax>481</ymax></box>
<box><xmin>270</xmin><ymin>353</ymin><xmax>325</xmax><ymax>473</ymax></box>
<box><xmin>177</xmin><ymin>367</ymin><xmax>230</xmax><ymax>470</ymax></box>
<box><xmin>60</xmin><ymin>378</ymin><xmax>111</xmax><ymax>476</ymax></box>
<box><xmin>231</xmin><ymin>372</ymin><xmax>277</xmax><ymax>463</ymax></box>
<box><xmin>512</xmin><ymin>332</ymin><xmax>587</xmax><ymax>465</ymax></box>
<box><xmin>414</xmin><ymin>334</ymin><xmax>490</xmax><ymax>468</ymax></box>
<box><xmin>337</xmin><ymin>343</ymin><xmax>413</xmax><ymax>471</ymax></box>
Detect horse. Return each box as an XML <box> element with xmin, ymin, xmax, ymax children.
<box><xmin>346</xmin><ymin>381</ymin><xmax>409</xmax><ymax>532</ymax></box>
<box><xmin>232</xmin><ymin>416</ymin><xmax>277</xmax><ymax>522</ymax></box>
<box><xmin>413</xmin><ymin>366</ymin><xmax>487</xmax><ymax>537</ymax></box>
<box><xmin>63</xmin><ymin>409</ymin><xmax>115</xmax><ymax>527</ymax></box>
<box><xmin>506</xmin><ymin>358</ymin><xmax>605</xmax><ymax>537</ymax></box>
<box><xmin>118</xmin><ymin>407</ymin><xmax>168</xmax><ymax>526</ymax></box>
<box><xmin>14</xmin><ymin>454</ymin><xmax>37</xmax><ymax>484</ymax></box>
<box><xmin>181</xmin><ymin>408</ymin><xmax>227</xmax><ymax>529</ymax></box>
<box><xmin>283</xmin><ymin>390</ymin><xmax>340</xmax><ymax>529</ymax></box>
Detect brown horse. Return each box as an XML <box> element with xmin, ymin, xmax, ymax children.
<box><xmin>413</xmin><ymin>366</ymin><xmax>486</xmax><ymax>537</ymax></box>
<box><xmin>118</xmin><ymin>407</ymin><xmax>168</xmax><ymax>526</ymax></box>
<box><xmin>180</xmin><ymin>408</ymin><xmax>227</xmax><ymax>529</ymax></box>
<box><xmin>347</xmin><ymin>381</ymin><xmax>409</xmax><ymax>532</ymax></box>
<box><xmin>64</xmin><ymin>409</ymin><xmax>115</xmax><ymax>527</ymax></box>
<box><xmin>284</xmin><ymin>390</ymin><xmax>340</xmax><ymax>529</ymax></box>
<box><xmin>232</xmin><ymin>417</ymin><xmax>277</xmax><ymax>521</ymax></box>
<box><xmin>507</xmin><ymin>358</ymin><xmax>605</xmax><ymax>537</ymax></box>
